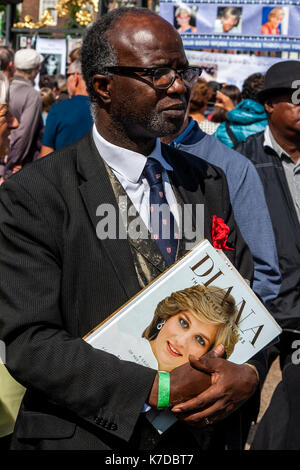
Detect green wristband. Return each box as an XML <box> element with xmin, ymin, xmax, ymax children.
<box><xmin>157</xmin><ymin>371</ymin><xmax>170</xmax><ymax>409</ymax></box>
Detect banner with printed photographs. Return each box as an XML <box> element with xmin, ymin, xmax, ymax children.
<box><xmin>159</xmin><ymin>0</ymin><xmax>300</xmax><ymax>51</ymax></box>
<box><xmin>185</xmin><ymin>50</ymin><xmax>283</xmax><ymax>88</ymax></box>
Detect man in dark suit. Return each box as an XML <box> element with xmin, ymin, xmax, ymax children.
<box><xmin>0</xmin><ymin>8</ymin><xmax>262</xmax><ymax>450</ymax></box>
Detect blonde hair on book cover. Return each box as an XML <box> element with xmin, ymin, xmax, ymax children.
<box><xmin>142</xmin><ymin>285</ymin><xmax>239</xmax><ymax>358</ymax></box>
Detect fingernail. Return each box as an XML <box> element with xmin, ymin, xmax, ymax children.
<box><xmin>213</xmin><ymin>344</ymin><xmax>224</xmax><ymax>354</ymax></box>
<box><xmin>172</xmin><ymin>407</ymin><xmax>181</xmax><ymax>412</ymax></box>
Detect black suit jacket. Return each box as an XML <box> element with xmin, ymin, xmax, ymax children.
<box><xmin>0</xmin><ymin>131</ymin><xmax>257</xmax><ymax>450</ymax></box>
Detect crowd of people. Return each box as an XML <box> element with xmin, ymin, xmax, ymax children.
<box><xmin>0</xmin><ymin>6</ymin><xmax>299</xmax><ymax>452</ymax></box>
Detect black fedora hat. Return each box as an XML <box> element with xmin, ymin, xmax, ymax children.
<box><xmin>257</xmin><ymin>60</ymin><xmax>300</xmax><ymax>103</ymax></box>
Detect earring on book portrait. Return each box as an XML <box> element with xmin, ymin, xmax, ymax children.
<box><xmin>157</xmin><ymin>320</ymin><xmax>166</xmax><ymax>330</ymax></box>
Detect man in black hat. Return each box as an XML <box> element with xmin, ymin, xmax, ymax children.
<box><xmin>236</xmin><ymin>61</ymin><xmax>300</xmax><ymax>449</ymax></box>
<box><xmin>236</xmin><ymin>60</ymin><xmax>300</xmax><ymax>369</ymax></box>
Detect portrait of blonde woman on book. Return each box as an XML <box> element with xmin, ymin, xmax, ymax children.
<box><xmin>142</xmin><ymin>285</ymin><xmax>239</xmax><ymax>372</ymax></box>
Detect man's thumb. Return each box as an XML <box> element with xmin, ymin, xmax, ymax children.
<box><xmin>210</xmin><ymin>343</ymin><xmax>225</xmax><ymax>358</ymax></box>
<box><xmin>189</xmin><ymin>344</ymin><xmax>225</xmax><ymax>371</ymax></box>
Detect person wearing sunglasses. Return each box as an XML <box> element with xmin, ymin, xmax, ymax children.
<box><xmin>0</xmin><ymin>7</ymin><xmax>261</xmax><ymax>451</ymax></box>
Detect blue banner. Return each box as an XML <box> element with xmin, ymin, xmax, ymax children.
<box><xmin>160</xmin><ymin>0</ymin><xmax>300</xmax><ymax>51</ymax></box>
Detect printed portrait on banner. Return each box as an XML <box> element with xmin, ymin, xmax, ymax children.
<box><xmin>261</xmin><ymin>6</ymin><xmax>289</xmax><ymax>35</ymax></box>
<box><xmin>173</xmin><ymin>4</ymin><xmax>198</xmax><ymax>34</ymax></box>
<box><xmin>215</xmin><ymin>6</ymin><xmax>243</xmax><ymax>34</ymax></box>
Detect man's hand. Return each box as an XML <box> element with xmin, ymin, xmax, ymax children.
<box><xmin>12</xmin><ymin>165</ymin><xmax>22</xmax><ymax>174</ymax></box>
<box><xmin>171</xmin><ymin>345</ymin><xmax>259</xmax><ymax>426</ymax></box>
<box><xmin>215</xmin><ymin>91</ymin><xmax>235</xmax><ymax>112</ymax></box>
<box><xmin>147</xmin><ymin>347</ymin><xmax>223</xmax><ymax>408</ymax></box>
<box><xmin>40</xmin><ymin>145</ymin><xmax>54</xmax><ymax>158</ymax></box>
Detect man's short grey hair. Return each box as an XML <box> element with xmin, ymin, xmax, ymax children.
<box><xmin>69</xmin><ymin>59</ymin><xmax>82</xmax><ymax>74</ymax></box>
<box><xmin>16</xmin><ymin>67</ymin><xmax>38</xmax><ymax>79</ymax></box>
<box><xmin>0</xmin><ymin>71</ymin><xmax>9</xmax><ymax>105</ymax></box>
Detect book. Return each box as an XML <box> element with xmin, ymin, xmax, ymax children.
<box><xmin>84</xmin><ymin>239</ymin><xmax>281</xmax><ymax>432</ymax></box>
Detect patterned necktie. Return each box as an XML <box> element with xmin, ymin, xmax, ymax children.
<box><xmin>143</xmin><ymin>158</ymin><xmax>178</xmax><ymax>266</ymax></box>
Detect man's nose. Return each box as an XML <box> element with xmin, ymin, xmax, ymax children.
<box><xmin>167</xmin><ymin>74</ymin><xmax>187</xmax><ymax>94</ymax></box>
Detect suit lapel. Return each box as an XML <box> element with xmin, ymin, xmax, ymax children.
<box><xmin>103</xmin><ymin>160</ymin><xmax>169</xmax><ymax>274</ymax></box>
<box><xmin>76</xmin><ymin>132</ymin><xmax>140</xmax><ymax>299</ymax></box>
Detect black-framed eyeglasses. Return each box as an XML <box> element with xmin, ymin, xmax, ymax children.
<box><xmin>102</xmin><ymin>65</ymin><xmax>202</xmax><ymax>90</ymax></box>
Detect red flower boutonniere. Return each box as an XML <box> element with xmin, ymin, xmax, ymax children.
<box><xmin>212</xmin><ymin>215</ymin><xmax>234</xmax><ymax>251</ymax></box>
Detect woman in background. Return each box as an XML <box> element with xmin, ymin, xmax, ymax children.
<box><xmin>189</xmin><ymin>78</ymin><xmax>220</xmax><ymax>134</ymax></box>
<box><xmin>211</xmin><ymin>85</ymin><xmax>242</xmax><ymax>123</ymax></box>
<box><xmin>214</xmin><ymin>73</ymin><xmax>267</xmax><ymax>148</ymax></box>
<box><xmin>40</xmin><ymin>87</ymin><xmax>55</xmax><ymax>126</ymax></box>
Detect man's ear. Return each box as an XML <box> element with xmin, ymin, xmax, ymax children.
<box><xmin>9</xmin><ymin>61</ymin><xmax>15</xmax><ymax>72</ymax></box>
<box><xmin>92</xmin><ymin>74</ymin><xmax>112</xmax><ymax>104</ymax></box>
<box><xmin>264</xmin><ymin>98</ymin><xmax>274</xmax><ymax>114</ymax></box>
<box><xmin>73</xmin><ymin>72</ymin><xmax>80</xmax><ymax>87</ymax></box>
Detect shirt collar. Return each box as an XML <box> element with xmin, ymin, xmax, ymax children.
<box><xmin>13</xmin><ymin>75</ymin><xmax>33</xmax><ymax>86</ymax></box>
<box><xmin>170</xmin><ymin>117</ymin><xmax>198</xmax><ymax>147</ymax></box>
<box><xmin>264</xmin><ymin>125</ymin><xmax>293</xmax><ymax>162</ymax></box>
<box><xmin>92</xmin><ymin>123</ymin><xmax>173</xmax><ymax>183</ymax></box>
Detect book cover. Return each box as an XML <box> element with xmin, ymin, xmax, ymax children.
<box><xmin>84</xmin><ymin>239</ymin><xmax>281</xmax><ymax>433</ymax></box>
<box><xmin>84</xmin><ymin>239</ymin><xmax>281</xmax><ymax>367</ymax></box>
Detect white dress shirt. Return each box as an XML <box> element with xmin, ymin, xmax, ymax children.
<box><xmin>264</xmin><ymin>125</ymin><xmax>300</xmax><ymax>223</ymax></box>
<box><xmin>92</xmin><ymin>124</ymin><xmax>180</xmax><ymax>419</ymax></box>
<box><xmin>92</xmin><ymin>124</ymin><xmax>179</xmax><ymax>229</ymax></box>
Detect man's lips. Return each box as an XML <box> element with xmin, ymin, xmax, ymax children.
<box><xmin>166</xmin><ymin>341</ymin><xmax>182</xmax><ymax>357</ymax></box>
<box><xmin>162</xmin><ymin>103</ymin><xmax>186</xmax><ymax>112</ymax></box>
